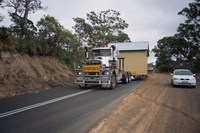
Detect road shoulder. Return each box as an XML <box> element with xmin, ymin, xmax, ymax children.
<box><xmin>89</xmin><ymin>73</ymin><xmax>200</xmax><ymax>133</ymax></box>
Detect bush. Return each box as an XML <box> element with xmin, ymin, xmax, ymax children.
<box><xmin>158</xmin><ymin>65</ymin><xmax>169</xmax><ymax>72</ymax></box>
<box><xmin>0</xmin><ymin>27</ymin><xmax>18</xmax><ymax>52</ymax></box>
<box><xmin>191</xmin><ymin>59</ymin><xmax>200</xmax><ymax>73</ymax></box>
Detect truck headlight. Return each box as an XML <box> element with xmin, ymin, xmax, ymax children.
<box><xmin>78</xmin><ymin>71</ymin><xmax>83</xmax><ymax>75</ymax></box>
<box><xmin>105</xmin><ymin>71</ymin><xmax>109</xmax><ymax>75</ymax></box>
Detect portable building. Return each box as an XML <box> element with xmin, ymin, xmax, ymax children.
<box><xmin>108</xmin><ymin>42</ymin><xmax>149</xmax><ymax>78</ymax></box>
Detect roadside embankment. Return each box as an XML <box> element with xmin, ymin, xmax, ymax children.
<box><xmin>0</xmin><ymin>52</ymin><xmax>74</xmax><ymax>98</ymax></box>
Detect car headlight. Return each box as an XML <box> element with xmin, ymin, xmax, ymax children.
<box><xmin>173</xmin><ymin>78</ymin><xmax>179</xmax><ymax>80</ymax></box>
<box><xmin>191</xmin><ymin>77</ymin><xmax>195</xmax><ymax>81</ymax></box>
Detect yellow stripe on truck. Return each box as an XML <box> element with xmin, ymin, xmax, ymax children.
<box><xmin>131</xmin><ymin>72</ymin><xmax>137</xmax><ymax>76</ymax></box>
<box><xmin>82</xmin><ymin>65</ymin><xmax>100</xmax><ymax>72</ymax></box>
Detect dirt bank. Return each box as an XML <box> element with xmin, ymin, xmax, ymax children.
<box><xmin>0</xmin><ymin>52</ymin><xmax>74</xmax><ymax>98</ymax></box>
<box><xmin>89</xmin><ymin>73</ymin><xmax>200</xmax><ymax>133</ymax></box>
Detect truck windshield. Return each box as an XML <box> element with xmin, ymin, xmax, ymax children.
<box><xmin>92</xmin><ymin>49</ymin><xmax>111</xmax><ymax>56</ymax></box>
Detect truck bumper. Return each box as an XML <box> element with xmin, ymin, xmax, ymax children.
<box><xmin>75</xmin><ymin>76</ymin><xmax>111</xmax><ymax>85</ymax></box>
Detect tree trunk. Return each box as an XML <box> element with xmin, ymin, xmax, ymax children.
<box><xmin>23</xmin><ymin>0</ymin><xmax>31</xmax><ymax>19</ymax></box>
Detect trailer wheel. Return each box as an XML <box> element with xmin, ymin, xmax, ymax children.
<box><xmin>79</xmin><ymin>84</ymin><xmax>87</xmax><ymax>88</ymax></box>
<box><xmin>110</xmin><ymin>74</ymin><xmax>116</xmax><ymax>89</ymax></box>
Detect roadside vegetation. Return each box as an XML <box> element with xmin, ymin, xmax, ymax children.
<box><xmin>0</xmin><ymin>0</ymin><xmax>130</xmax><ymax>69</ymax></box>
<box><xmin>1</xmin><ymin>0</ymin><xmax>199</xmax><ymax>80</ymax></box>
<box><xmin>153</xmin><ymin>0</ymin><xmax>200</xmax><ymax>73</ymax></box>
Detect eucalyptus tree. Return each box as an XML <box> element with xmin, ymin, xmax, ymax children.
<box><xmin>73</xmin><ymin>9</ymin><xmax>130</xmax><ymax>47</ymax></box>
<box><xmin>176</xmin><ymin>0</ymin><xmax>200</xmax><ymax>72</ymax></box>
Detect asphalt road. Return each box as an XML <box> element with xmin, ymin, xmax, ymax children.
<box><xmin>0</xmin><ymin>79</ymin><xmax>145</xmax><ymax>133</ymax></box>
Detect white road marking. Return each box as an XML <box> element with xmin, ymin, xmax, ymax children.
<box><xmin>0</xmin><ymin>89</ymin><xmax>93</xmax><ymax>118</ymax></box>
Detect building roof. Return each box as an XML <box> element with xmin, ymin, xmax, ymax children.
<box><xmin>108</xmin><ymin>41</ymin><xmax>149</xmax><ymax>52</ymax></box>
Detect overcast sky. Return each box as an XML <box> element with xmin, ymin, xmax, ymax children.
<box><xmin>0</xmin><ymin>0</ymin><xmax>192</xmax><ymax>63</ymax></box>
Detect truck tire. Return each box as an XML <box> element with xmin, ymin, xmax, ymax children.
<box><xmin>128</xmin><ymin>72</ymin><xmax>131</xmax><ymax>83</ymax></box>
<box><xmin>123</xmin><ymin>73</ymin><xmax>128</xmax><ymax>84</ymax></box>
<box><xmin>110</xmin><ymin>74</ymin><xmax>116</xmax><ymax>89</ymax></box>
<box><xmin>79</xmin><ymin>84</ymin><xmax>87</xmax><ymax>88</ymax></box>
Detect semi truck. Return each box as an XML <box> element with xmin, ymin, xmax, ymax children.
<box><xmin>74</xmin><ymin>45</ymin><xmax>131</xmax><ymax>89</ymax></box>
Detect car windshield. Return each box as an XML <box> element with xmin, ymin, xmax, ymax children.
<box><xmin>174</xmin><ymin>70</ymin><xmax>193</xmax><ymax>75</ymax></box>
<box><xmin>92</xmin><ymin>49</ymin><xmax>111</xmax><ymax>56</ymax></box>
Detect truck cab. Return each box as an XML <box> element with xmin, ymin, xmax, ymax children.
<box><xmin>75</xmin><ymin>45</ymin><xmax>131</xmax><ymax>89</ymax></box>
<box><xmin>91</xmin><ymin>47</ymin><xmax>119</xmax><ymax>67</ymax></box>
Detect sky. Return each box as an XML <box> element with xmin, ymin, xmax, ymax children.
<box><xmin>0</xmin><ymin>0</ymin><xmax>192</xmax><ymax>63</ymax></box>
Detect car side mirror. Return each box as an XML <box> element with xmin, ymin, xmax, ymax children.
<box><xmin>170</xmin><ymin>73</ymin><xmax>173</xmax><ymax>76</ymax></box>
<box><xmin>193</xmin><ymin>74</ymin><xmax>196</xmax><ymax>77</ymax></box>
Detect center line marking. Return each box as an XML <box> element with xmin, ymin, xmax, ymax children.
<box><xmin>0</xmin><ymin>89</ymin><xmax>93</xmax><ymax>118</ymax></box>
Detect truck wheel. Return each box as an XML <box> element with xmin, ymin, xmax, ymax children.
<box><xmin>128</xmin><ymin>73</ymin><xmax>131</xmax><ymax>83</ymax></box>
<box><xmin>123</xmin><ymin>74</ymin><xmax>128</xmax><ymax>84</ymax></box>
<box><xmin>126</xmin><ymin>76</ymin><xmax>128</xmax><ymax>83</ymax></box>
<box><xmin>79</xmin><ymin>84</ymin><xmax>87</xmax><ymax>88</ymax></box>
<box><xmin>110</xmin><ymin>74</ymin><xmax>116</xmax><ymax>89</ymax></box>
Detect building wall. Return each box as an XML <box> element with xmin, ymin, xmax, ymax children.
<box><xmin>118</xmin><ymin>51</ymin><xmax>148</xmax><ymax>75</ymax></box>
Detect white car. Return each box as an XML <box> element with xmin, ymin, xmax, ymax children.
<box><xmin>171</xmin><ymin>69</ymin><xmax>196</xmax><ymax>88</ymax></box>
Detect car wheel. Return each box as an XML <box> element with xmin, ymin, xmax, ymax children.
<box><xmin>192</xmin><ymin>85</ymin><xmax>196</xmax><ymax>88</ymax></box>
<box><xmin>172</xmin><ymin>83</ymin><xmax>176</xmax><ymax>87</ymax></box>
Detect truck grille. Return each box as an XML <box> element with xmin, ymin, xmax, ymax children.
<box><xmin>83</xmin><ymin>72</ymin><xmax>99</xmax><ymax>76</ymax></box>
<box><xmin>86</xmin><ymin>60</ymin><xmax>101</xmax><ymax>65</ymax></box>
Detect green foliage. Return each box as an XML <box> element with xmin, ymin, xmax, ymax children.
<box><xmin>0</xmin><ymin>27</ymin><xmax>18</xmax><ymax>52</ymax></box>
<box><xmin>1</xmin><ymin>0</ymin><xmax>44</xmax><ymax>55</ymax></box>
<box><xmin>154</xmin><ymin>0</ymin><xmax>200</xmax><ymax>73</ymax></box>
<box><xmin>158</xmin><ymin>65</ymin><xmax>169</xmax><ymax>73</ymax></box>
<box><xmin>73</xmin><ymin>9</ymin><xmax>130</xmax><ymax>47</ymax></box>
<box><xmin>153</xmin><ymin>36</ymin><xmax>192</xmax><ymax>72</ymax></box>
<box><xmin>8</xmin><ymin>13</ymin><xmax>40</xmax><ymax>55</ymax></box>
<box><xmin>10</xmin><ymin>13</ymin><xmax>37</xmax><ymax>40</ymax></box>
<box><xmin>116</xmin><ymin>33</ymin><xmax>130</xmax><ymax>42</ymax></box>
<box><xmin>2</xmin><ymin>0</ymin><xmax>45</xmax><ymax>19</ymax></box>
<box><xmin>177</xmin><ymin>0</ymin><xmax>200</xmax><ymax>44</ymax></box>
<box><xmin>37</xmin><ymin>15</ymin><xmax>73</xmax><ymax>55</ymax></box>
<box><xmin>176</xmin><ymin>0</ymin><xmax>200</xmax><ymax>66</ymax></box>
<box><xmin>55</xmin><ymin>46</ymin><xmax>84</xmax><ymax>70</ymax></box>
<box><xmin>191</xmin><ymin>58</ymin><xmax>200</xmax><ymax>73</ymax></box>
<box><xmin>73</xmin><ymin>17</ymin><xmax>93</xmax><ymax>46</ymax></box>
<box><xmin>36</xmin><ymin>15</ymin><xmax>84</xmax><ymax>68</ymax></box>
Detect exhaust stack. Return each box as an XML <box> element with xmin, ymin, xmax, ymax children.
<box><xmin>85</xmin><ymin>47</ymin><xmax>89</xmax><ymax>59</ymax></box>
